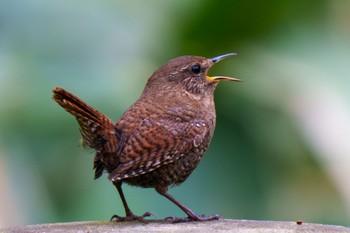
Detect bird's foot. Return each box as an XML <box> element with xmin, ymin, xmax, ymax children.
<box><xmin>111</xmin><ymin>211</ymin><xmax>154</xmax><ymax>223</ymax></box>
<box><xmin>165</xmin><ymin>214</ymin><xmax>222</xmax><ymax>223</ymax></box>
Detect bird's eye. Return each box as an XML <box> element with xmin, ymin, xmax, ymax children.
<box><xmin>191</xmin><ymin>65</ymin><xmax>201</xmax><ymax>74</ymax></box>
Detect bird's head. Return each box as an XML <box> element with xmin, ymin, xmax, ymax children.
<box><xmin>142</xmin><ymin>53</ymin><xmax>240</xmax><ymax>98</ymax></box>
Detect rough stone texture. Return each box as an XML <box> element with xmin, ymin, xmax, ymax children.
<box><xmin>1</xmin><ymin>220</ymin><xmax>350</xmax><ymax>233</ymax></box>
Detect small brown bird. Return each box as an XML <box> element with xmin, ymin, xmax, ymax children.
<box><xmin>52</xmin><ymin>53</ymin><xmax>240</xmax><ymax>223</ymax></box>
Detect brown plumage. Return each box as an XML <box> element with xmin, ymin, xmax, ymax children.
<box><xmin>52</xmin><ymin>53</ymin><xmax>240</xmax><ymax>223</ymax></box>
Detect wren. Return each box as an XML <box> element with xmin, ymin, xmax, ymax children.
<box><xmin>52</xmin><ymin>53</ymin><xmax>240</xmax><ymax>223</ymax></box>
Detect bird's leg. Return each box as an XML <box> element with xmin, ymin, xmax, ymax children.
<box><xmin>156</xmin><ymin>186</ymin><xmax>222</xmax><ymax>223</ymax></box>
<box><xmin>111</xmin><ymin>181</ymin><xmax>153</xmax><ymax>223</ymax></box>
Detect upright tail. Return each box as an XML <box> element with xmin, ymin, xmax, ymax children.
<box><xmin>52</xmin><ymin>86</ymin><xmax>119</xmax><ymax>179</ymax></box>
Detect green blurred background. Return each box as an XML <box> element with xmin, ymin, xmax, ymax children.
<box><xmin>1</xmin><ymin>0</ymin><xmax>350</xmax><ymax>228</ymax></box>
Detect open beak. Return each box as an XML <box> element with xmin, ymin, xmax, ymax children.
<box><xmin>210</xmin><ymin>53</ymin><xmax>237</xmax><ymax>63</ymax></box>
<box><xmin>207</xmin><ymin>76</ymin><xmax>241</xmax><ymax>82</ymax></box>
<box><xmin>207</xmin><ymin>53</ymin><xmax>241</xmax><ymax>82</ymax></box>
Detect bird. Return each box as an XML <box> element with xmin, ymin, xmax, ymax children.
<box><xmin>52</xmin><ymin>53</ymin><xmax>240</xmax><ymax>223</ymax></box>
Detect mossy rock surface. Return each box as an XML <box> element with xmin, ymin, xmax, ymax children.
<box><xmin>1</xmin><ymin>219</ymin><xmax>350</xmax><ymax>233</ymax></box>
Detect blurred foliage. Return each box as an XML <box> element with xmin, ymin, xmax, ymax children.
<box><xmin>1</xmin><ymin>0</ymin><xmax>350</xmax><ymax>227</ymax></box>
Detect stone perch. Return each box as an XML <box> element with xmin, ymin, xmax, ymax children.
<box><xmin>1</xmin><ymin>219</ymin><xmax>350</xmax><ymax>233</ymax></box>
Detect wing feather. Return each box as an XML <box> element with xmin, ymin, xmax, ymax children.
<box><xmin>108</xmin><ymin>107</ymin><xmax>209</xmax><ymax>181</ymax></box>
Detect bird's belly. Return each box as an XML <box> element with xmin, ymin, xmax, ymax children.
<box><xmin>124</xmin><ymin>149</ymin><xmax>204</xmax><ymax>188</ymax></box>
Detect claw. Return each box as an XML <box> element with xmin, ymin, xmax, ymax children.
<box><xmin>110</xmin><ymin>211</ymin><xmax>154</xmax><ymax>223</ymax></box>
<box><xmin>164</xmin><ymin>214</ymin><xmax>222</xmax><ymax>223</ymax></box>
<box><xmin>142</xmin><ymin>211</ymin><xmax>156</xmax><ymax>218</ymax></box>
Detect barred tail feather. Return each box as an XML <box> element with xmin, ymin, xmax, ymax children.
<box><xmin>52</xmin><ymin>86</ymin><xmax>119</xmax><ymax>179</ymax></box>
